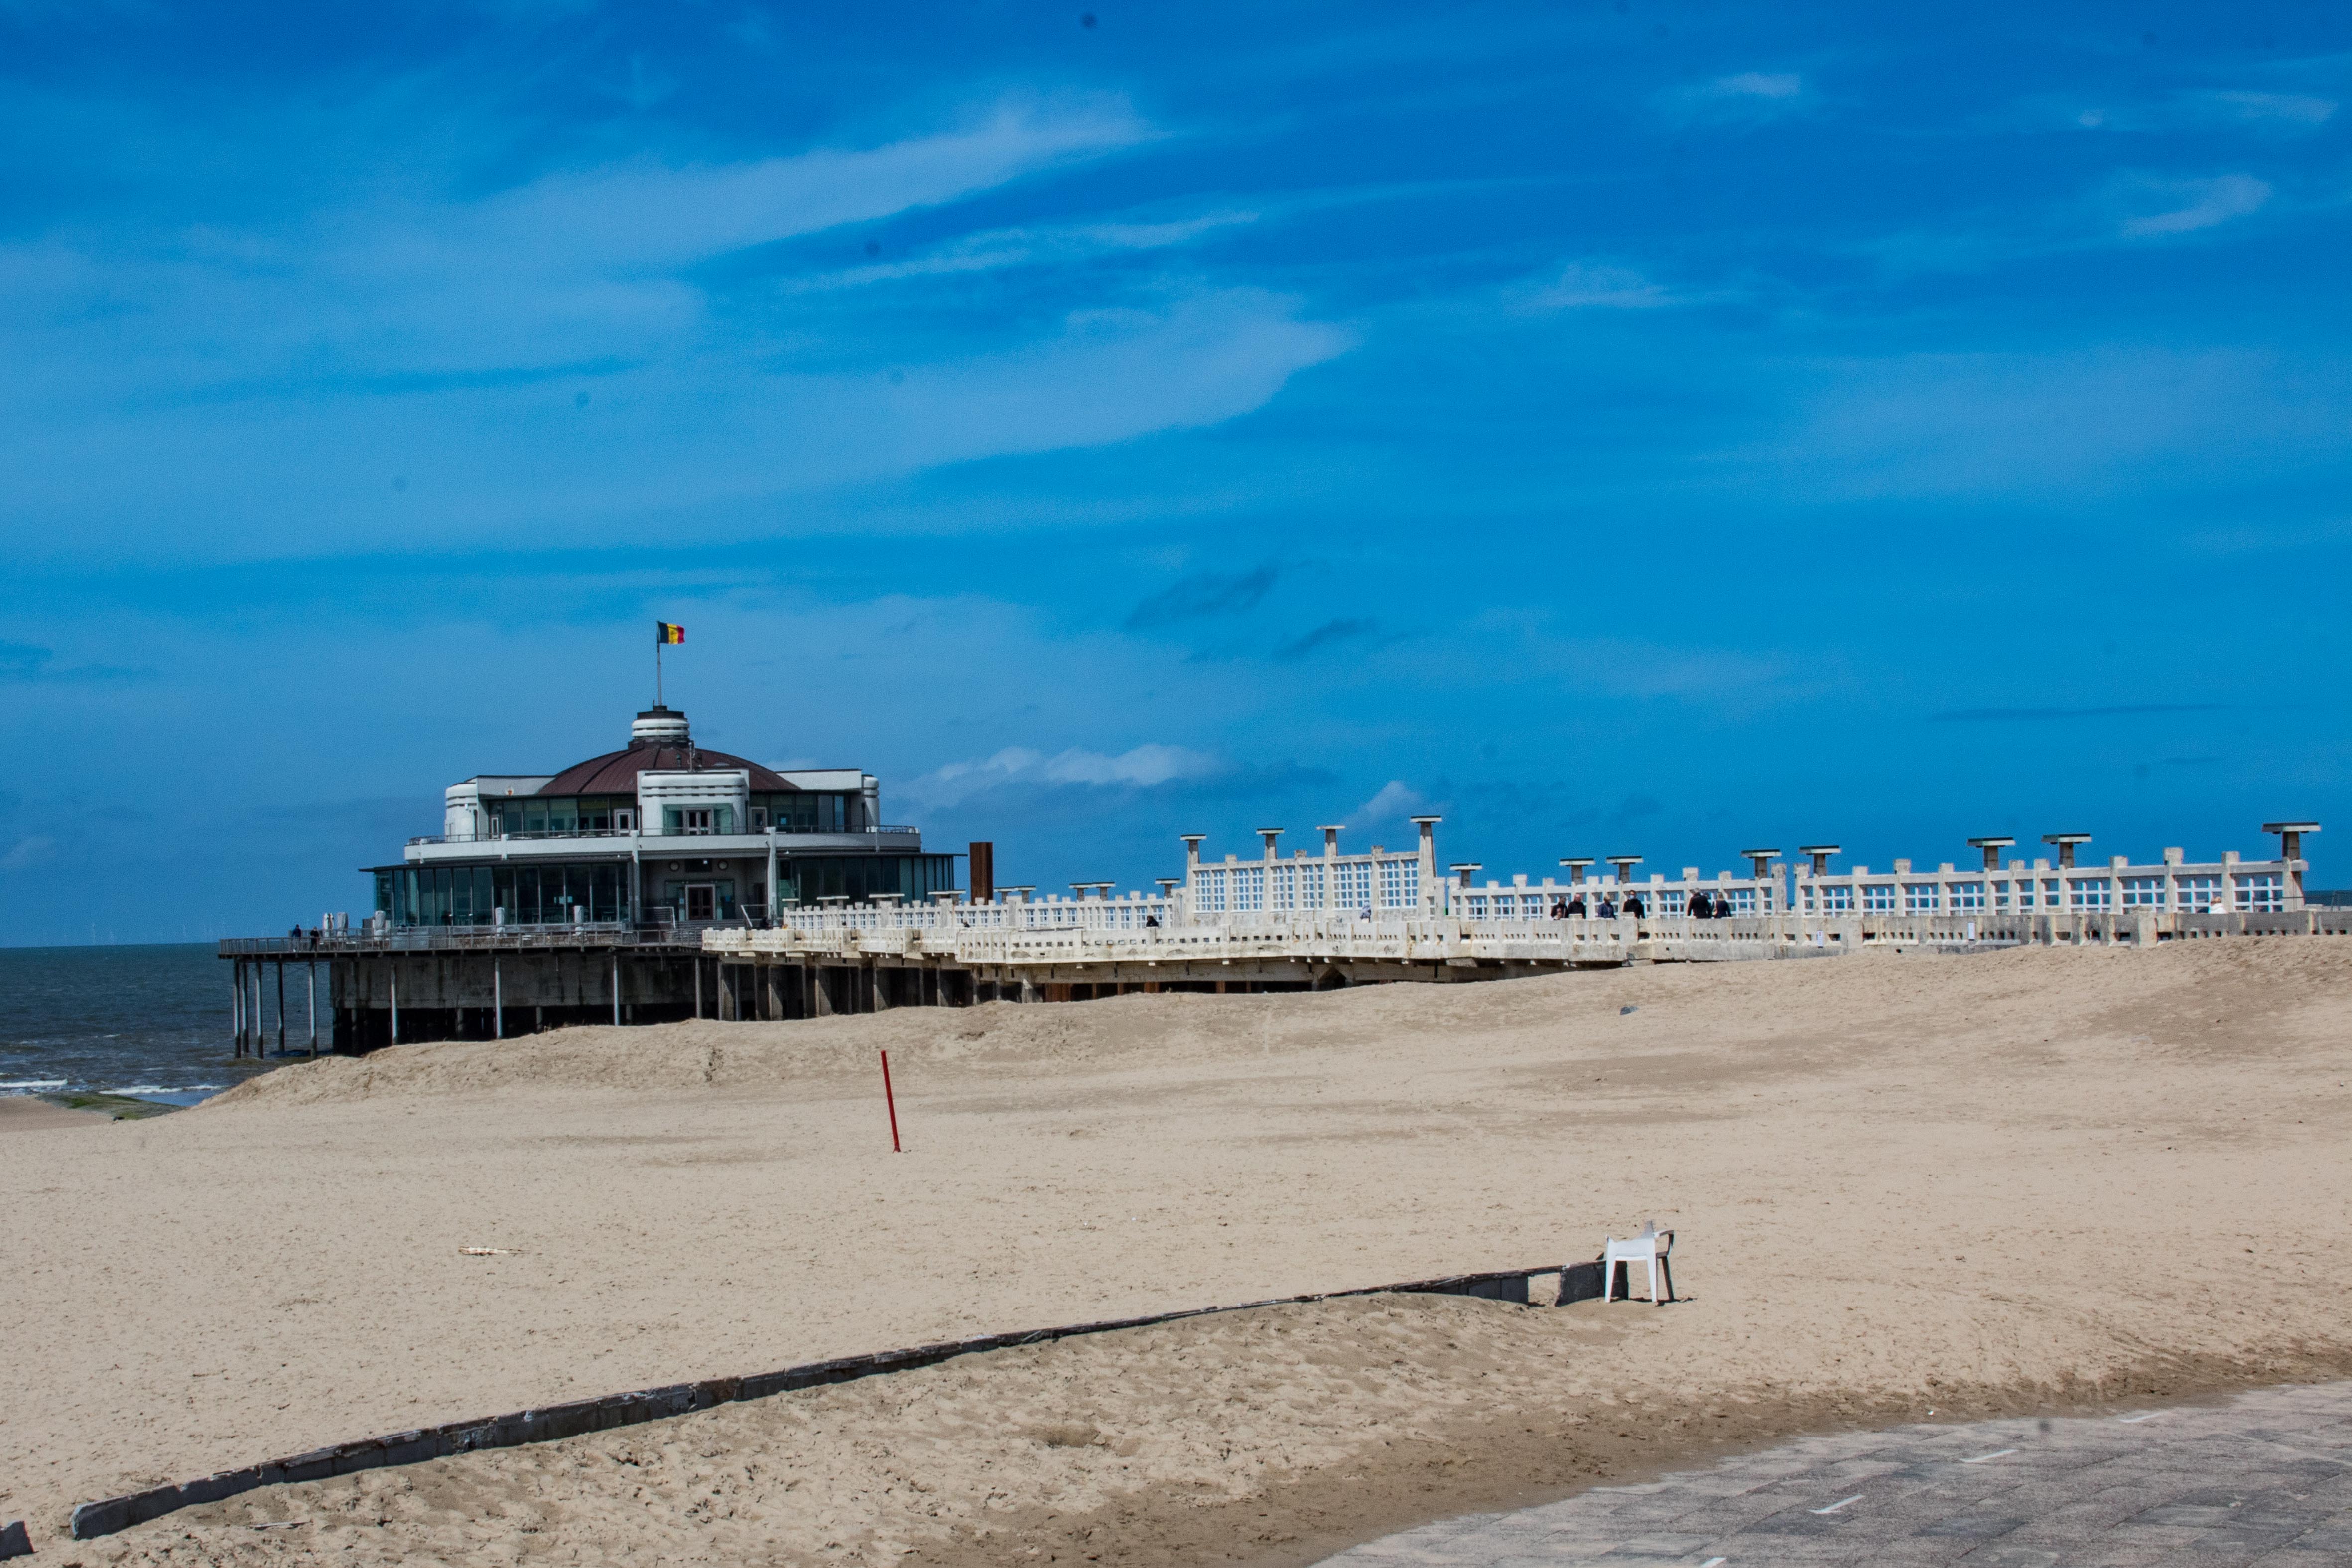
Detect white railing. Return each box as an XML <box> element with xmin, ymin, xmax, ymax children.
<box><xmin>1793</xmin><ymin>852</ymin><xmax>2302</xmax><ymax>915</ymax></box>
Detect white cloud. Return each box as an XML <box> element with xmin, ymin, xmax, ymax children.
<box><xmin>419</xmin><ymin>97</ymin><xmax>1154</xmax><ymax>280</ymax></box>
<box><xmin>1514</xmin><ymin>261</ymin><xmax>1677</xmax><ymax>311</ymax></box>
<box><xmin>1710</xmin><ymin>71</ymin><xmax>1803</xmax><ymax>101</ymax></box>
<box><xmin>2187</xmin><ymin>90</ymin><xmax>2336</xmax><ymax>129</ymax></box>
<box><xmin>2068</xmin><ymin>90</ymin><xmax>2337</xmax><ymax>135</ymax></box>
<box><xmin>0</xmin><ymin>835</ymin><xmax>56</xmax><ymax>871</ymax></box>
<box><xmin>1659</xmin><ymin>71</ymin><xmax>1810</xmax><ymax>125</ymax></box>
<box><xmin>1351</xmin><ymin>780</ymin><xmax>1432</xmax><ymax>830</ymax></box>
<box><xmin>2120</xmin><ymin>174</ymin><xmax>2271</xmax><ymax>237</ymax></box>
<box><xmin>903</xmin><ymin>744</ymin><xmax>1222</xmax><ymax>808</ymax></box>
<box><xmin>784</xmin><ymin>208</ymin><xmax>1259</xmax><ymax>294</ymax></box>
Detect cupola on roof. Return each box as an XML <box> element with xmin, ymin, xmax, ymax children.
<box><xmin>537</xmin><ymin>707</ymin><xmax>796</xmax><ymax>797</ymax></box>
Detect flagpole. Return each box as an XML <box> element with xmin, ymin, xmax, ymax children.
<box><xmin>656</xmin><ymin>637</ymin><xmax>664</xmax><ymax>707</ymax></box>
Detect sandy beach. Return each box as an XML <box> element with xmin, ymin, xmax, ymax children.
<box><xmin>4</xmin><ymin>938</ymin><xmax>2350</xmax><ymax>1565</ymax></box>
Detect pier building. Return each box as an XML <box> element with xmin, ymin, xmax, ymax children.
<box><xmin>377</xmin><ymin>704</ymin><xmax>953</xmax><ymax>928</ymax></box>
<box><xmin>220</xmin><ymin>705</ymin><xmax>962</xmax><ymax>1051</ymax></box>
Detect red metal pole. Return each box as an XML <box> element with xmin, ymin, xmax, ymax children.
<box><xmin>880</xmin><ymin>1049</ymin><xmax>901</xmax><ymax>1153</ymax></box>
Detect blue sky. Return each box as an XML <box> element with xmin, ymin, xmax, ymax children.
<box><xmin>3</xmin><ymin>1</ymin><xmax>2348</xmax><ymax>943</ymax></box>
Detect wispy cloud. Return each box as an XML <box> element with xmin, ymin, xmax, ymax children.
<box><xmin>2117</xmin><ymin>173</ymin><xmax>2271</xmax><ymax>236</ymax></box>
<box><xmin>2066</xmin><ymin>89</ymin><xmax>2337</xmax><ymax>134</ymax></box>
<box><xmin>782</xmin><ymin>208</ymin><xmax>1258</xmax><ymax>294</ymax></box>
<box><xmin>1661</xmin><ymin>70</ymin><xmax>1809</xmax><ymax>123</ymax></box>
<box><xmin>1125</xmin><ymin>566</ymin><xmax>1281</xmax><ymax>630</ymax></box>
<box><xmin>1511</xmin><ymin>261</ymin><xmax>1680</xmax><ymax>312</ymax></box>
<box><xmin>904</xmin><ymin>743</ymin><xmax>1222</xmax><ymax>808</ymax></box>
<box><xmin>0</xmin><ymin>835</ymin><xmax>57</xmax><ymax>871</ymax></box>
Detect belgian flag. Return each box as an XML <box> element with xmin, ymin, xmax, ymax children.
<box><xmin>655</xmin><ymin>621</ymin><xmax>685</xmax><ymax>645</ymax></box>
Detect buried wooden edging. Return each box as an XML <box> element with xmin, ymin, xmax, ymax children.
<box><xmin>69</xmin><ymin>1261</ymin><xmax>1605</xmax><ymax>1542</ymax></box>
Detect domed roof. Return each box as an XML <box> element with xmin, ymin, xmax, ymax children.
<box><xmin>538</xmin><ymin>708</ymin><xmax>797</xmax><ymax>796</ymax></box>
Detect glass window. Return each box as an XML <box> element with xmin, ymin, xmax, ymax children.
<box><xmin>1195</xmin><ymin>867</ymin><xmax>1227</xmax><ymax>913</ymax></box>
<box><xmin>1379</xmin><ymin>859</ymin><xmax>1419</xmax><ymax>908</ymax></box>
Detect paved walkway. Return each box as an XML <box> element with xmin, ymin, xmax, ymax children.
<box><xmin>1321</xmin><ymin>1383</ymin><xmax>2352</xmax><ymax>1567</ymax></box>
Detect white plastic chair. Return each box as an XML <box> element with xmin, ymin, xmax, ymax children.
<box><xmin>1601</xmin><ymin>1221</ymin><xmax>1675</xmax><ymax>1304</ymax></box>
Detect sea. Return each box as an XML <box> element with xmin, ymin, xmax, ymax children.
<box><xmin>0</xmin><ymin>944</ymin><xmax>280</xmax><ymax>1107</ymax></box>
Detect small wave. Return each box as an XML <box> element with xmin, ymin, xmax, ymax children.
<box><xmin>105</xmin><ymin>1083</ymin><xmax>223</xmax><ymax>1096</ymax></box>
<box><xmin>2</xmin><ymin>1079</ymin><xmax>69</xmax><ymax>1093</ymax></box>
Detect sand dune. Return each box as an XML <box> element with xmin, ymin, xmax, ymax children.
<box><xmin>5</xmin><ymin>940</ymin><xmax>2351</xmax><ymax>1565</ymax></box>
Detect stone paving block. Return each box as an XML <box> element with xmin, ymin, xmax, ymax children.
<box><xmin>1318</xmin><ymin>1383</ymin><xmax>2352</xmax><ymax>1567</ymax></box>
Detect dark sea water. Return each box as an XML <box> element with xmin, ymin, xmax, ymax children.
<box><xmin>0</xmin><ymin>944</ymin><xmax>281</xmax><ymax>1106</ymax></box>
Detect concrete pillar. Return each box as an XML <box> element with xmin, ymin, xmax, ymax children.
<box><xmin>1411</xmin><ymin>816</ymin><xmax>1442</xmax><ymax>916</ymax></box>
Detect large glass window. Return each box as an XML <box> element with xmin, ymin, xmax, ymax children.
<box><xmin>2067</xmin><ymin>878</ymin><xmax>2112</xmax><ymax>910</ymax></box>
<box><xmin>773</xmin><ymin>854</ymin><xmax>955</xmax><ymax>906</ymax></box>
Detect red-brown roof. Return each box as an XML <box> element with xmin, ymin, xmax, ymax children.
<box><xmin>538</xmin><ymin>743</ymin><xmax>797</xmax><ymax>797</ymax></box>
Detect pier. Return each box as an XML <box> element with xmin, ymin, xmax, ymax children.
<box><xmin>220</xmin><ymin>927</ymin><xmax>716</xmax><ymax>1053</ymax></box>
<box><xmin>213</xmin><ymin>691</ymin><xmax>2335</xmax><ymax>1044</ymax></box>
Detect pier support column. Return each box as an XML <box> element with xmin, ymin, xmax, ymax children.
<box><xmin>763</xmin><ymin>963</ymin><xmax>782</xmax><ymax>1022</ymax></box>
<box><xmin>693</xmin><ymin>960</ymin><xmax>703</xmax><ymax>1020</ymax></box>
<box><xmin>307</xmin><ymin>958</ymin><xmax>318</xmax><ymax>1056</ymax></box>
<box><xmin>232</xmin><ymin>959</ymin><xmax>244</xmax><ymax>1056</ymax></box>
<box><xmin>276</xmin><ymin>960</ymin><xmax>287</xmax><ymax>1057</ymax></box>
<box><xmin>389</xmin><ymin>962</ymin><xmax>399</xmax><ymax>1044</ymax></box>
<box><xmin>493</xmin><ymin>959</ymin><xmax>503</xmax><ymax>1039</ymax></box>
<box><xmin>612</xmin><ymin>954</ymin><xmax>621</xmax><ymax>1026</ymax></box>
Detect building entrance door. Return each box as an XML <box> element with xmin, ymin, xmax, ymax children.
<box><xmin>685</xmin><ymin>884</ymin><xmax>716</xmax><ymax>922</ymax></box>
